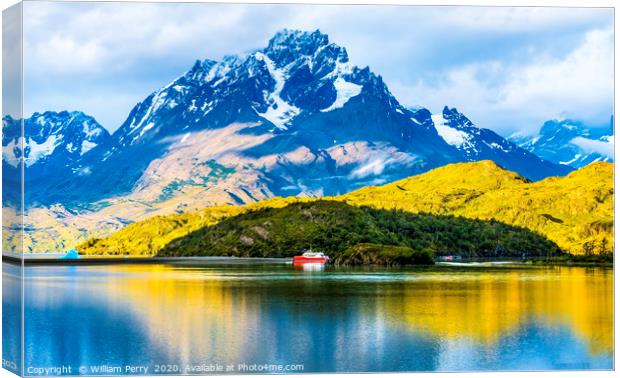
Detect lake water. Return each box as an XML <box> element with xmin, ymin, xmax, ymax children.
<box><xmin>3</xmin><ymin>261</ymin><xmax>614</xmax><ymax>374</ymax></box>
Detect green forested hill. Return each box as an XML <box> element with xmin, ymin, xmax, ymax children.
<box><xmin>156</xmin><ymin>200</ymin><xmax>561</xmax><ymax>263</ymax></box>
<box><xmin>77</xmin><ymin>161</ymin><xmax>613</xmax><ymax>257</ymax></box>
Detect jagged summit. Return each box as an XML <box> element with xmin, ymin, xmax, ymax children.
<box><xmin>182</xmin><ymin>30</ymin><xmax>349</xmax><ymax>87</ymax></box>
<box><xmin>184</xmin><ymin>59</ymin><xmax>218</xmax><ymax>81</ymax></box>
<box><xmin>267</xmin><ymin>29</ymin><xmax>328</xmax><ymax>49</ymax></box>
<box><xmin>441</xmin><ymin>106</ymin><xmax>475</xmax><ymax>128</ymax></box>
<box><xmin>111</xmin><ymin>28</ymin><xmax>389</xmax><ymax>146</ymax></box>
<box><xmin>540</xmin><ymin>119</ymin><xmax>589</xmax><ymax>139</ymax></box>
<box><xmin>264</xmin><ymin>29</ymin><xmax>346</xmax><ymax>67</ymax></box>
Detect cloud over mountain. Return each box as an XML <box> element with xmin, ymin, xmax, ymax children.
<box><xmin>23</xmin><ymin>3</ymin><xmax>612</xmax><ymax>134</ymax></box>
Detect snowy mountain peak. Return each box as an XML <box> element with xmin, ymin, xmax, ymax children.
<box><xmin>442</xmin><ymin>106</ymin><xmax>475</xmax><ymax>129</ymax></box>
<box><xmin>186</xmin><ymin>59</ymin><xmax>218</xmax><ymax>81</ymax></box>
<box><xmin>2</xmin><ymin>111</ymin><xmax>109</xmax><ymax>167</ymax></box>
<box><xmin>266</xmin><ymin>30</ymin><xmax>332</xmax><ymax>61</ymax></box>
<box><xmin>264</xmin><ymin>29</ymin><xmax>349</xmax><ymax>72</ymax></box>
<box><xmin>113</xmin><ymin>29</ymin><xmax>377</xmax><ymax>145</ymax></box>
<box><xmin>511</xmin><ymin>117</ymin><xmax>613</xmax><ymax>168</ymax></box>
<box><xmin>428</xmin><ymin>105</ymin><xmax>572</xmax><ymax>180</ymax></box>
<box><xmin>539</xmin><ymin>119</ymin><xmax>588</xmax><ymax>140</ymax></box>
<box><xmin>431</xmin><ymin>112</ymin><xmax>474</xmax><ymax>150</ymax></box>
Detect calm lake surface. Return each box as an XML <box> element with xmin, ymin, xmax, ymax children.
<box><xmin>3</xmin><ymin>261</ymin><xmax>614</xmax><ymax>374</ymax></box>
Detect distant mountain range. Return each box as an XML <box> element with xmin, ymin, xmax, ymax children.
<box><xmin>4</xmin><ymin>29</ymin><xmax>577</xmax><ymax>212</ymax></box>
<box><xmin>509</xmin><ymin>117</ymin><xmax>613</xmax><ymax>169</ymax></box>
<box><xmin>429</xmin><ymin>106</ymin><xmax>572</xmax><ymax>180</ymax></box>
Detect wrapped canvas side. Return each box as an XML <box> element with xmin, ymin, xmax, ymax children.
<box><xmin>2</xmin><ymin>2</ymin><xmax>24</xmax><ymax>376</ymax></box>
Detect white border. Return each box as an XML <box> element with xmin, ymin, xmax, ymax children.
<box><xmin>0</xmin><ymin>1</ymin><xmax>616</xmax><ymax>378</ymax></box>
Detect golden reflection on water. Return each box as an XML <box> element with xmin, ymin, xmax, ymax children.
<box><xmin>92</xmin><ymin>265</ymin><xmax>258</xmax><ymax>365</ymax></box>
<box><xmin>384</xmin><ymin>267</ymin><xmax>613</xmax><ymax>354</ymax></box>
<box><xmin>530</xmin><ymin>267</ymin><xmax>613</xmax><ymax>354</ymax></box>
<box><xmin>28</xmin><ymin>264</ymin><xmax>613</xmax><ymax>363</ymax></box>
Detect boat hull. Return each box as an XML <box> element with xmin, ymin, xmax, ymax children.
<box><xmin>293</xmin><ymin>257</ymin><xmax>329</xmax><ymax>264</ymax></box>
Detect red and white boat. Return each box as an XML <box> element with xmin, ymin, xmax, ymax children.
<box><xmin>293</xmin><ymin>250</ymin><xmax>329</xmax><ymax>264</ymax></box>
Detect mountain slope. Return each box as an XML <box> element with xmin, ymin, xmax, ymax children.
<box><xmin>75</xmin><ymin>196</ymin><xmax>306</xmax><ymax>256</ymax></box>
<box><xmin>510</xmin><ymin>118</ymin><xmax>614</xmax><ymax>168</ymax></box>
<box><xmin>340</xmin><ymin>161</ymin><xmax>613</xmax><ymax>255</ymax></box>
<box><xmin>77</xmin><ymin>161</ymin><xmax>612</xmax><ymax>256</ymax></box>
<box><xmin>430</xmin><ymin>107</ymin><xmax>573</xmax><ymax>180</ymax></box>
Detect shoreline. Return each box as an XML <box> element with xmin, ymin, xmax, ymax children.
<box><xmin>2</xmin><ymin>254</ymin><xmax>292</xmax><ymax>266</ymax></box>
<box><xmin>3</xmin><ymin>254</ymin><xmax>612</xmax><ymax>268</ymax></box>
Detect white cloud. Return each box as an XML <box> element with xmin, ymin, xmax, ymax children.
<box><xmin>395</xmin><ymin>27</ymin><xmax>613</xmax><ymax>136</ymax></box>
<box><xmin>571</xmin><ymin>136</ymin><xmax>614</xmax><ymax>158</ymax></box>
<box><xmin>349</xmin><ymin>151</ymin><xmax>415</xmax><ymax>179</ymax></box>
<box><xmin>414</xmin><ymin>7</ymin><xmax>609</xmax><ymax>32</ymax></box>
<box><xmin>350</xmin><ymin>158</ymin><xmax>389</xmax><ymax>178</ymax></box>
<box><xmin>20</xmin><ymin>2</ymin><xmax>613</xmax><ymax>135</ymax></box>
<box><xmin>23</xmin><ymin>3</ymin><xmax>264</xmax><ymax>75</ymax></box>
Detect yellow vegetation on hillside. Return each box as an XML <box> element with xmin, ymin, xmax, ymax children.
<box><xmin>336</xmin><ymin>161</ymin><xmax>613</xmax><ymax>255</ymax></box>
<box><xmin>79</xmin><ymin>196</ymin><xmax>310</xmax><ymax>256</ymax></box>
<box><xmin>79</xmin><ymin>161</ymin><xmax>613</xmax><ymax>256</ymax></box>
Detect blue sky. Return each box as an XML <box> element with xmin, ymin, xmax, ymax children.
<box><xmin>22</xmin><ymin>2</ymin><xmax>613</xmax><ymax>136</ymax></box>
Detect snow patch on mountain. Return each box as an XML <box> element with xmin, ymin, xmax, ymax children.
<box><xmin>81</xmin><ymin>140</ymin><xmax>97</xmax><ymax>155</ymax></box>
<box><xmin>560</xmin><ymin>153</ymin><xmax>582</xmax><ymax>165</ymax></box>
<box><xmin>484</xmin><ymin>141</ymin><xmax>510</xmax><ymax>153</ymax></box>
<box><xmin>2</xmin><ymin>137</ymin><xmax>22</xmax><ymax>168</ymax></box>
<box><xmin>25</xmin><ymin>135</ymin><xmax>59</xmax><ymax>166</ymax></box>
<box><xmin>127</xmin><ymin>91</ymin><xmax>169</xmax><ymax>136</ymax></box>
<box><xmin>253</xmin><ymin>52</ymin><xmax>300</xmax><ymax>130</ymax></box>
<box><xmin>83</xmin><ymin>122</ymin><xmax>103</xmax><ymax>138</ymax></box>
<box><xmin>179</xmin><ymin>132</ymin><xmax>191</xmax><ymax>144</ymax></box>
<box><xmin>346</xmin><ymin>143</ymin><xmax>417</xmax><ymax>179</ymax></box>
<box><xmin>321</xmin><ymin>77</ymin><xmax>362</xmax><ymax>112</ymax></box>
<box><xmin>136</xmin><ymin>122</ymin><xmax>156</xmax><ymax>141</ymax></box>
<box><xmin>431</xmin><ymin>113</ymin><xmax>472</xmax><ymax>149</ymax></box>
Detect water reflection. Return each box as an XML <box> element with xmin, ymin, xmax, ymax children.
<box><xmin>385</xmin><ymin>267</ymin><xmax>613</xmax><ymax>352</ymax></box>
<box><xmin>12</xmin><ymin>262</ymin><xmax>613</xmax><ymax>373</ymax></box>
<box><xmin>293</xmin><ymin>262</ymin><xmax>325</xmax><ymax>272</ymax></box>
<box><xmin>3</xmin><ymin>262</ymin><xmax>22</xmax><ymax>375</ymax></box>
